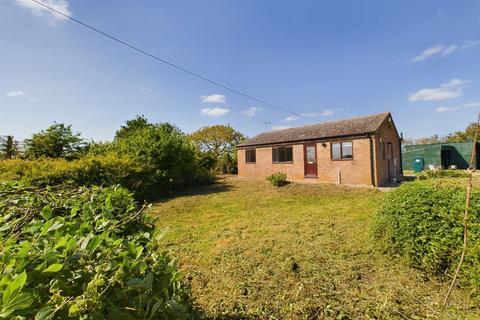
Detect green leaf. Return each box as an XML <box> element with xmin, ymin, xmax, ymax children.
<box><xmin>6</xmin><ymin>292</ymin><xmax>33</xmax><ymax>311</ymax></box>
<box><xmin>145</xmin><ymin>272</ymin><xmax>154</xmax><ymax>290</ymax></box>
<box><xmin>41</xmin><ymin>205</ymin><xmax>53</xmax><ymax>220</ymax></box>
<box><xmin>47</xmin><ymin>221</ymin><xmax>64</xmax><ymax>232</ymax></box>
<box><xmin>3</xmin><ymin>272</ymin><xmax>27</xmax><ymax>305</ymax></box>
<box><xmin>1</xmin><ymin>292</ymin><xmax>33</xmax><ymax>317</ymax></box>
<box><xmin>68</xmin><ymin>304</ymin><xmax>80</xmax><ymax>317</ymax></box>
<box><xmin>88</xmin><ymin>232</ymin><xmax>108</xmax><ymax>253</ymax></box>
<box><xmin>35</xmin><ymin>306</ymin><xmax>55</xmax><ymax>320</ymax></box>
<box><xmin>42</xmin><ymin>263</ymin><xmax>63</xmax><ymax>274</ymax></box>
<box><xmin>95</xmin><ymin>278</ymin><xmax>105</xmax><ymax>287</ymax></box>
<box><xmin>149</xmin><ymin>300</ymin><xmax>162</xmax><ymax>320</ymax></box>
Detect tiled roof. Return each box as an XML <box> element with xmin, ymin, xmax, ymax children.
<box><xmin>239</xmin><ymin>112</ymin><xmax>390</xmax><ymax>147</ymax></box>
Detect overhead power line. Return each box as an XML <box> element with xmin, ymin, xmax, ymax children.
<box><xmin>28</xmin><ymin>0</ymin><xmax>318</xmax><ymax>122</ymax></box>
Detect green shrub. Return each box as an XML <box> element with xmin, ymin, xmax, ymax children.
<box><xmin>0</xmin><ymin>183</ymin><xmax>191</xmax><ymax>319</ymax></box>
<box><xmin>0</xmin><ymin>150</ymin><xmax>217</xmax><ymax>200</ymax></box>
<box><xmin>113</xmin><ymin>122</ymin><xmax>214</xmax><ymax>194</ymax></box>
<box><xmin>417</xmin><ymin>169</ymin><xmax>469</xmax><ymax>180</ymax></box>
<box><xmin>0</xmin><ymin>155</ymin><xmax>157</xmax><ymax>200</ymax></box>
<box><xmin>267</xmin><ymin>172</ymin><xmax>288</xmax><ymax>187</ymax></box>
<box><xmin>374</xmin><ymin>180</ymin><xmax>480</xmax><ymax>295</ymax></box>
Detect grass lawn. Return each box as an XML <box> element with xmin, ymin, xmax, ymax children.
<box><xmin>152</xmin><ymin>177</ymin><xmax>479</xmax><ymax>319</ymax></box>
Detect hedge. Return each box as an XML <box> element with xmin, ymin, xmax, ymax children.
<box><xmin>374</xmin><ymin>180</ymin><xmax>480</xmax><ymax>296</ymax></box>
<box><xmin>0</xmin><ymin>155</ymin><xmax>214</xmax><ymax>200</ymax></box>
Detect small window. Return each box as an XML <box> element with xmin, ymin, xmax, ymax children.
<box><xmin>331</xmin><ymin>141</ymin><xmax>353</xmax><ymax>160</ymax></box>
<box><xmin>272</xmin><ymin>146</ymin><xmax>293</xmax><ymax>163</ymax></box>
<box><xmin>245</xmin><ymin>149</ymin><xmax>256</xmax><ymax>163</ymax></box>
<box><xmin>386</xmin><ymin>143</ymin><xmax>392</xmax><ymax>160</ymax></box>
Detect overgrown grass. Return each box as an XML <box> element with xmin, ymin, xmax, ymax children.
<box><xmin>152</xmin><ymin>178</ymin><xmax>480</xmax><ymax>319</ymax></box>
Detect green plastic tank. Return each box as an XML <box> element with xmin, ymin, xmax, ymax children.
<box><xmin>412</xmin><ymin>156</ymin><xmax>424</xmax><ymax>172</ymax></box>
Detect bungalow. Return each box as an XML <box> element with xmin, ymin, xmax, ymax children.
<box><xmin>237</xmin><ymin>112</ymin><xmax>402</xmax><ymax>186</ymax></box>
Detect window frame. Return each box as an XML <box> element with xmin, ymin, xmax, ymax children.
<box><xmin>245</xmin><ymin>148</ymin><xmax>256</xmax><ymax>164</ymax></box>
<box><xmin>272</xmin><ymin>146</ymin><xmax>294</xmax><ymax>163</ymax></box>
<box><xmin>330</xmin><ymin>141</ymin><xmax>354</xmax><ymax>160</ymax></box>
<box><xmin>381</xmin><ymin>139</ymin><xmax>386</xmax><ymax>160</ymax></box>
<box><xmin>386</xmin><ymin>142</ymin><xmax>393</xmax><ymax>160</ymax></box>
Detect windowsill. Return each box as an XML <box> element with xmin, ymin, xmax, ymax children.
<box><xmin>273</xmin><ymin>161</ymin><xmax>294</xmax><ymax>164</ymax></box>
<box><xmin>246</xmin><ymin>162</ymin><xmax>256</xmax><ymax>164</ymax></box>
<box><xmin>331</xmin><ymin>158</ymin><xmax>354</xmax><ymax>161</ymax></box>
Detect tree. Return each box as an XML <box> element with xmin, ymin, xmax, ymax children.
<box><xmin>5</xmin><ymin>136</ymin><xmax>14</xmax><ymax>159</ymax></box>
<box><xmin>445</xmin><ymin>123</ymin><xmax>479</xmax><ymax>142</ymax></box>
<box><xmin>114</xmin><ymin>115</ymin><xmax>153</xmax><ymax>140</ymax></box>
<box><xmin>189</xmin><ymin>125</ymin><xmax>246</xmax><ymax>173</ymax></box>
<box><xmin>24</xmin><ymin>123</ymin><xmax>85</xmax><ymax>159</ymax></box>
<box><xmin>113</xmin><ymin>117</ymin><xmax>208</xmax><ymax>195</ymax></box>
<box><xmin>414</xmin><ymin>134</ymin><xmax>442</xmax><ymax>145</ymax></box>
<box><xmin>0</xmin><ymin>136</ymin><xmax>14</xmax><ymax>159</ymax></box>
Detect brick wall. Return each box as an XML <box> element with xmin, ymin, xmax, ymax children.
<box><xmin>373</xmin><ymin>116</ymin><xmax>402</xmax><ymax>186</ymax></box>
<box><xmin>316</xmin><ymin>138</ymin><xmax>372</xmax><ymax>185</ymax></box>
<box><xmin>238</xmin><ymin>144</ymin><xmax>305</xmax><ymax>180</ymax></box>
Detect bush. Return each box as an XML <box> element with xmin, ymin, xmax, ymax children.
<box><xmin>0</xmin><ymin>183</ymin><xmax>191</xmax><ymax>319</ymax></box>
<box><xmin>373</xmin><ymin>180</ymin><xmax>480</xmax><ymax>295</ymax></box>
<box><xmin>0</xmin><ymin>151</ymin><xmax>216</xmax><ymax>200</ymax></box>
<box><xmin>267</xmin><ymin>172</ymin><xmax>288</xmax><ymax>187</ymax></box>
<box><xmin>417</xmin><ymin>169</ymin><xmax>469</xmax><ymax>180</ymax></box>
<box><xmin>113</xmin><ymin>122</ymin><xmax>213</xmax><ymax>195</ymax></box>
<box><xmin>0</xmin><ymin>155</ymin><xmax>157</xmax><ymax>200</ymax></box>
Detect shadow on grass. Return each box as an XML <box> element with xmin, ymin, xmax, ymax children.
<box><xmin>192</xmin><ymin>310</ymin><xmax>260</xmax><ymax>320</ymax></box>
<box><xmin>155</xmin><ymin>178</ymin><xmax>234</xmax><ymax>203</ymax></box>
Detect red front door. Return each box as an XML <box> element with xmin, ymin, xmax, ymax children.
<box><xmin>304</xmin><ymin>144</ymin><xmax>318</xmax><ymax>178</ymax></box>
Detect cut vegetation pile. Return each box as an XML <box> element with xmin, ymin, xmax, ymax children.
<box><xmin>152</xmin><ymin>178</ymin><xmax>480</xmax><ymax>319</ymax></box>
<box><xmin>0</xmin><ymin>183</ymin><xmax>191</xmax><ymax>319</ymax></box>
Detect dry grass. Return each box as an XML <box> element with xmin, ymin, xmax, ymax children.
<box><xmin>152</xmin><ymin>177</ymin><xmax>480</xmax><ymax>319</ymax></box>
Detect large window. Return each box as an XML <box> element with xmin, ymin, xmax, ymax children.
<box><xmin>331</xmin><ymin>141</ymin><xmax>353</xmax><ymax>160</ymax></box>
<box><xmin>272</xmin><ymin>146</ymin><xmax>293</xmax><ymax>163</ymax></box>
<box><xmin>245</xmin><ymin>149</ymin><xmax>256</xmax><ymax>163</ymax></box>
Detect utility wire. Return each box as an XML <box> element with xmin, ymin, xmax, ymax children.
<box><xmin>28</xmin><ymin>0</ymin><xmax>318</xmax><ymax>122</ymax></box>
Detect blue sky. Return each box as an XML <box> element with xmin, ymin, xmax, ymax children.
<box><xmin>1</xmin><ymin>0</ymin><xmax>480</xmax><ymax>141</ymax></box>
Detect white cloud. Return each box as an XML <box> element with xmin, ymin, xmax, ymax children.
<box><xmin>242</xmin><ymin>107</ymin><xmax>260</xmax><ymax>117</ymax></box>
<box><xmin>200</xmin><ymin>107</ymin><xmax>230</xmax><ymax>117</ymax></box>
<box><xmin>320</xmin><ymin>109</ymin><xmax>335</xmax><ymax>116</ymax></box>
<box><xmin>462</xmin><ymin>40</ymin><xmax>480</xmax><ymax>50</ymax></box>
<box><xmin>435</xmin><ymin>102</ymin><xmax>480</xmax><ymax>113</ymax></box>
<box><xmin>15</xmin><ymin>0</ymin><xmax>71</xmax><ymax>21</ymax></box>
<box><xmin>298</xmin><ymin>108</ymin><xmax>341</xmax><ymax>118</ymax></box>
<box><xmin>411</xmin><ymin>40</ymin><xmax>480</xmax><ymax>62</ymax></box>
<box><xmin>411</xmin><ymin>45</ymin><xmax>446</xmax><ymax>62</ymax></box>
<box><xmin>201</xmin><ymin>94</ymin><xmax>226</xmax><ymax>103</ymax></box>
<box><xmin>408</xmin><ymin>79</ymin><xmax>469</xmax><ymax>102</ymax></box>
<box><xmin>284</xmin><ymin>115</ymin><xmax>299</xmax><ymax>122</ymax></box>
<box><xmin>271</xmin><ymin>126</ymin><xmax>291</xmax><ymax>131</ymax></box>
<box><xmin>442</xmin><ymin>78</ymin><xmax>470</xmax><ymax>87</ymax></box>
<box><xmin>442</xmin><ymin>44</ymin><xmax>458</xmax><ymax>56</ymax></box>
<box><xmin>6</xmin><ymin>90</ymin><xmax>25</xmax><ymax>97</ymax></box>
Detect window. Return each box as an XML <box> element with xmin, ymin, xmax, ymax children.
<box><xmin>272</xmin><ymin>146</ymin><xmax>293</xmax><ymax>163</ymax></box>
<box><xmin>331</xmin><ymin>141</ymin><xmax>353</xmax><ymax>160</ymax></box>
<box><xmin>381</xmin><ymin>140</ymin><xmax>386</xmax><ymax>160</ymax></box>
<box><xmin>386</xmin><ymin>143</ymin><xmax>392</xmax><ymax>160</ymax></box>
<box><xmin>245</xmin><ymin>149</ymin><xmax>256</xmax><ymax>163</ymax></box>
